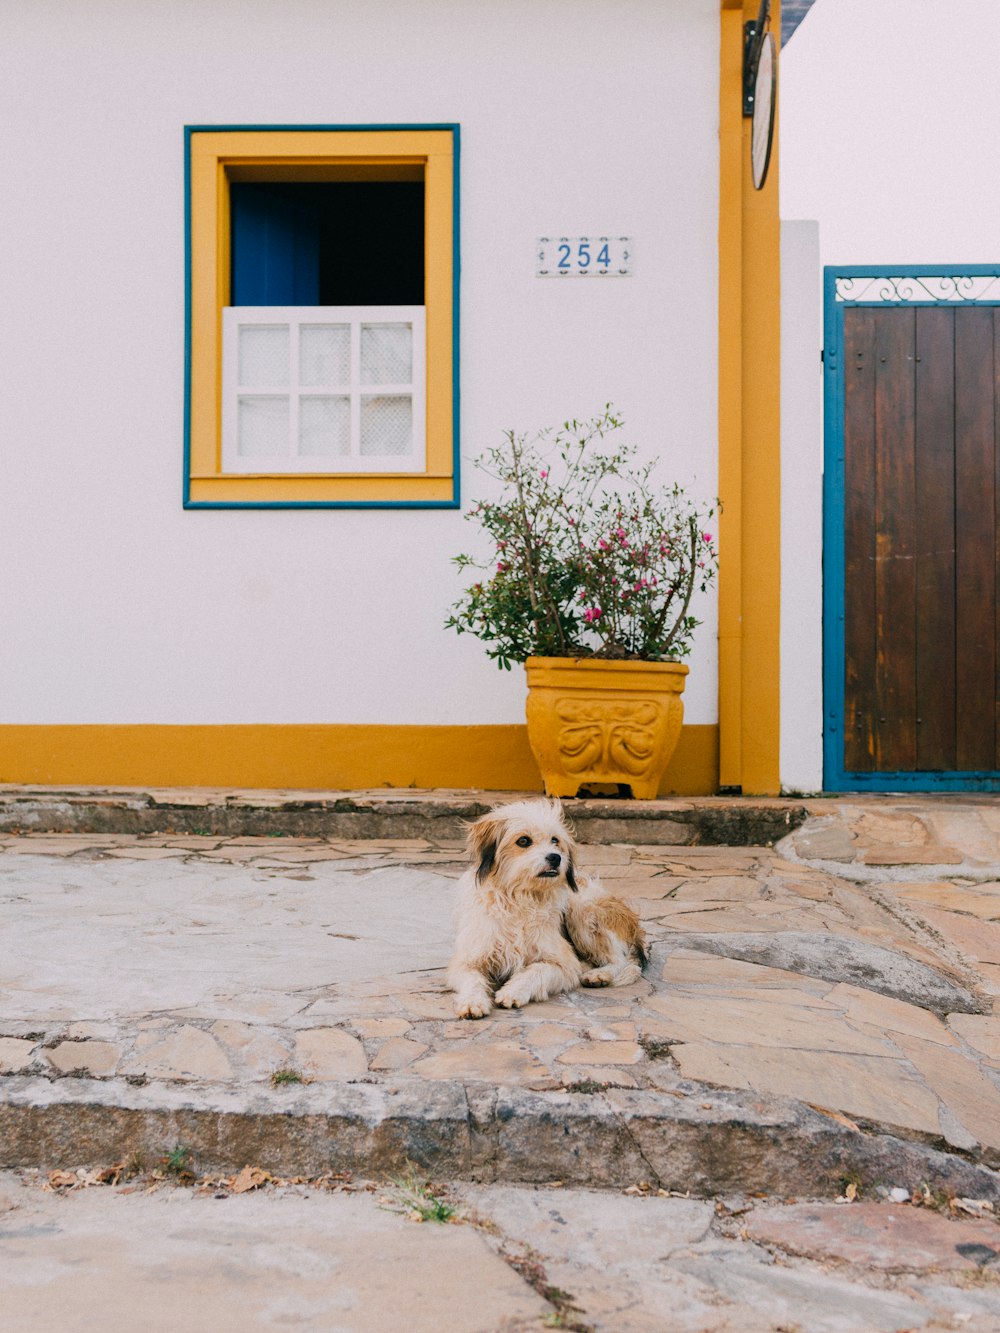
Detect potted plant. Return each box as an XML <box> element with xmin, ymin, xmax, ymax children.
<box><xmin>446</xmin><ymin>408</ymin><xmax>718</xmax><ymax>799</ymax></box>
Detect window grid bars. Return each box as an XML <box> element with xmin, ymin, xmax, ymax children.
<box><xmin>222</xmin><ymin>306</ymin><xmax>425</xmax><ymax>474</ymax></box>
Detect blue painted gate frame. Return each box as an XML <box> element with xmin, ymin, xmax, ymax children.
<box><xmin>822</xmin><ymin>264</ymin><xmax>1000</xmax><ymax>791</ymax></box>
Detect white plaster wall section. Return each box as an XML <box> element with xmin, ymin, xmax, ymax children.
<box><xmin>781</xmin><ymin>0</ymin><xmax>1000</xmax><ymax>268</ymax></box>
<box><xmin>0</xmin><ymin>0</ymin><xmax>720</xmax><ymax>726</ymax></box>
<box><xmin>779</xmin><ymin>221</ymin><xmax>824</xmax><ymax>793</ymax></box>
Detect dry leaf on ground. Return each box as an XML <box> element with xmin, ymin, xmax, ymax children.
<box><xmin>230</xmin><ymin>1166</ymin><xmax>271</xmax><ymax>1194</ymax></box>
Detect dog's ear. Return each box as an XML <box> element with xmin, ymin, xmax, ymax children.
<box><xmin>468</xmin><ymin>815</ymin><xmax>505</xmax><ymax>885</ymax></box>
<box><xmin>558</xmin><ymin>809</ymin><xmax>580</xmax><ymax>892</ymax></box>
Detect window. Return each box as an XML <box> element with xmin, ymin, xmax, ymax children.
<box><xmin>222</xmin><ymin>307</ymin><xmax>426</xmax><ymax>472</ymax></box>
<box><xmin>184</xmin><ymin>126</ymin><xmax>458</xmax><ymax>507</ymax></box>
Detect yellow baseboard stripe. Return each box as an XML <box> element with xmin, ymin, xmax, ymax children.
<box><xmin>0</xmin><ymin>725</ymin><xmax>719</xmax><ymax>795</ymax></box>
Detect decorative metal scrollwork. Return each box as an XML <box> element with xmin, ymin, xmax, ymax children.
<box><xmin>836</xmin><ymin>274</ymin><xmax>1000</xmax><ymax>304</ymax></box>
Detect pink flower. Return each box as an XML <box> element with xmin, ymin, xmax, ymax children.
<box><xmin>702</xmin><ymin>532</ymin><xmax>712</xmax><ymax>543</ymax></box>
<box><xmin>540</xmin><ymin>469</ymin><xmax>549</xmax><ymax>479</ymax></box>
<box><xmin>583</xmin><ymin>607</ymin><xmax>602</xmax><ymax>623</ymax></box>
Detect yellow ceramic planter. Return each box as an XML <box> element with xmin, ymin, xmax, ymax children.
<box><xmin>524</xmin><ymin>656</ymin><xmax>689</xmax><ymax>800</ymax></box>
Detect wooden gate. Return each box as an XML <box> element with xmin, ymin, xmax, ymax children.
<box><xmin>823</xmin><ymin>268</ymin><xmax>1000</xmax><ymax>790</ymax></box>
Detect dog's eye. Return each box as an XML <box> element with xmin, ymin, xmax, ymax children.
<box><xmin>515</xmin><ymin>836</ymin><xmax>532</xmax><ymax>848</ymax></box>
<box><xmin>551</xmin><ymin>837</ymin><xmax>560</xmax><ymax>846</ymax></box>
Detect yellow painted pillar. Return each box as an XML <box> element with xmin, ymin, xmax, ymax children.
<box><xmin>718</xmin><ymin>0</ymin><xmax>782</xmax><ymax>794</ymax></box>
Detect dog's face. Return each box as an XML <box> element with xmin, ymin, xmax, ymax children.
<box><xmin>468</xmin><ymin>799</ymin><xmax>578</xmax><ymax>895</ymax></box>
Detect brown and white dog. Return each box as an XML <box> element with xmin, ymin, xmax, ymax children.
<box><xmin>448</xmin><ymin>798</ymin><xmax>648</xmax><ymax>1019</ymax></box>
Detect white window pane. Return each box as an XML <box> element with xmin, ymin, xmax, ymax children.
<box><xmin>360</xmin><ymin>323</ymin><xmax>412</xmax><ymax>385</ymax></box>
<box><xmin>238</xmin><ymin>396</ymin><xmax>289</xmax><ymax>457</ymax></box>
<box><xmin>300</xmin><ymin>325</ymin><xmax>351</xmax><ymax>387</ymax></box>
<box><xmin>299</xmin><ymin>396</ymin><xmax>351</xmax><ymax>457</ymax></box>
<box><xmin>360</xmin><ymin>394</ymin><xmax>412</xmax><ymax>456</ymax></box>
<box><xmin>238</xmin><ymin>326</ymin><xmax>289</xmax><ymax>387</ymax></box>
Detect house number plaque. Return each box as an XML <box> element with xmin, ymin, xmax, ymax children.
<box><xmin>536</xmin><ymin>236</ymin><xmax>632</xmax><ymax>277</ymax></box>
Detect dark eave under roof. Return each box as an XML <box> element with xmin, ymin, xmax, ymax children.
<box><xmin>781</xmin><ymin>0</ymin><xmax>818</xmax><ymax>47</ymax></box>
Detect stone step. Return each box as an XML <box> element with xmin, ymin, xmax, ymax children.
<box><xmin>3</xmin><ymin>1074</ymin><xmax>999</xmax><ymax>1201</ymax></box>
<box><xmin>0</xmin><ymin>786</ymin><xmax>807</xmax><ymax>845</ymax></box>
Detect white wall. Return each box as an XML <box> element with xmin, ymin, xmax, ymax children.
<box><xmin>782</xmin><ymin>0</ymin><xmax>1000</xmax><ymax>268</ymax></box>
<box><xmin>0</xmin><ymin>0</ymin><xmax>721</xmax><ymax>728</ymax></box>
<box><xmin>779</xmin><ymin>221</ymin><xmax>823</xmax><ymax>793</ymax></box>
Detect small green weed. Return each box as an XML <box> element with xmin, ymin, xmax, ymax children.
<box><xmin>637</xmin><ymin>1036</ymin><xmax>675</xmax><ymax>1061</ymax></box>
<box><xmin>161</xmin><ymin>1144</ymin><xmax>194</xmax><ymax>1177</ymax></box>
<box><xmin>270</xmin><ymin>1067</ymin><xmax>307</xmax><ymax>1088</ymax></box>
<box><xmin>383</xmin><ymin>1166</ymin><xmax>458</xmax><ymax>1223</ymax></box>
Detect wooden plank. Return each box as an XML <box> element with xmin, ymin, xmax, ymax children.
<box><xmin>873</xmin><ymin>307</ymin><xmax>918</xmax><ymax>772</ymax></box>
<box><xmin>954</xmin><ymin>306</ymin><xmax>997</xmax><ymax>770</ymax></box>
<box><xmin>842</xmin><ymin>307</ymin><xmax>878</xmax><ymax>771</ymax></box>
<box><xmin>913</xmin><ymin>308</ymin><xmax>956</xmax><ymax>770</ymax></box>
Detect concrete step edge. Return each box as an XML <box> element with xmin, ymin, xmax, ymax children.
<box><xmin>0</xmin><ymin>788</ymin><xmax>809</xmax><ymax>845</ymax></box>
<box><xmin>3</xmin><ymin>1075</ymin><xmax>997</xmax><ymax>1200</ymax></box>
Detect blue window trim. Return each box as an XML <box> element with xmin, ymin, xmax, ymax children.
<box><xmin>822</xmin><ymin>264</ymin><xmax>1000</xmax><ymax>791</ymax></box>
<box><xmin>183</xmin><ymin>123</ymin><xmax>461</xmax><ymax>510</ymax></box>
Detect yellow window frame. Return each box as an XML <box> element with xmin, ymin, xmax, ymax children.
<box><xmin>184</xmin><ymin>125</ymin><xmax>459</xmax><ymax>508</ymax></box>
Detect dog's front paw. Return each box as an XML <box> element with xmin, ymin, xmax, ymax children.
<box><xmin>494</xmin><ymin>978</ymin><xmax>534</xmax><ymax>1009</ymax></box>
<box><xmin>582</xmin><ymin>966</ymin><xmax>614</xmax><ymax>987</ymax></box>
<box><xmin>455</xmin><ymin>993</ymin><xmax>492</xmax><ymax>1019</ymax></box>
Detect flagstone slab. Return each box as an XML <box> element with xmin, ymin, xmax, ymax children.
<box><xmin>368</xmin><ymin>1037</ymin><xmax>428</xmax><ymax>1071</ymax></box>
<box><xmin>44</xmin><ymin>1040</ymin><xmax>120</xmax><ymax>1076</ymax></box>
<box><xmin>744</xmin><ymin>1201</ymin><xmax>1000</xmax><ymax>1272</ymax></box>
<box><xmin>123</xmin><ymin>1026</ymin><xmax>233</xmax><ymax>1082</ymax></box>
<box><xmin>555</xmin><ymin>1041</ymin><xmax>644</xmax><ymax>1066</ymax></box>
<box><xmin>0</xmin><ymin>1038</ymin><xmax>35</xmax><ymax>1073</ymax></box>
<box><xmin>789</xmin><ymin>818</ymin><xmax>859</xmax><ymax>862</ymax></box>
<box><xmin>293</xmin><ymin>1027</ymin><xmax>367</xmax><ymax>1080</ymax></box>
<box><xmin>671</xmin><ymin>1044</ymin><xmax>942</xmax><ymax>1136</ymax></box>
<box><xmin>891</xmin><ymin>1034</ymin><xmax>1000</xmax><ymax>1154</ymax></box>
<box><xmin>862</xmin><ymin>845</ymin><xmax>964</xmax><ymax>866</ymax></box>
<box><xmin>923</xmin><ymin>811</ymin><xmax>1000</xmax><ymax>863</ymax></box>
<box><xmin>668</xmin><ymin>932</ymin><xmax>981</xmax><ymax>1014</ymax></box>
<box><xmin>827</xmin><ymin>985</ymin><xmax>959</xmax><ymax>1047</ymax></box>
<box><xmin>0</xmin><ymin>855</ymin><xmax>455</xmax><ymax>1020</ymax></box>
<box><xmin>915</xmin><ymin>908</ymin><xmax>1000</xmax><ymax>966</ymax></box>
<box><xmin>647</xmin><ymin>992</ymin><xmax>894</xmax><ymax>1055</ymax></box>
<box><xmin>947</xmin><ymin>1015</ymin><xmax>1000</xmax><ymax>1061</ymax></box>
<box><xmin>661</xmin><ymin>949</ymin><xmax>835</xmax><ymax>994</ymax></box>
<box><xmin>410</xmin><ymin>1041</ymin><xmax>549</xmax><ymax>1083</ymax></box>
<box><xmin>894</xmin><ymin>882</ymin><xmax>1000</xmax><ymax>919</ymax></box>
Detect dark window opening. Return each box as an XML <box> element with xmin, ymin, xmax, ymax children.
<box><xmin>230</xmin><ymin>182</ymin><xmax>425</xmax><ymax>307</ymax></box>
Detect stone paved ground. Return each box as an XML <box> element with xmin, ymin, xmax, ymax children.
<box><xmin>2</xmin><ymin>798</ymin><xmax>1000</xmax><ymax>1173</ymax></box>
<box><xmin>4</xmin><ymin>795</ymin><xmax>1000</xmax><ymax>1327</ymax></box>
<box><xmin>3</xmin><ymin>1170</ymin><xmax>1000</xmax><ymax>1331</ymax></box>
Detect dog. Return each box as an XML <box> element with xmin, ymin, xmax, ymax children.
<box><xmin>447</xmin><ymin>798</ymin><xmax>648</xmax><ymax>1019</ymax></box>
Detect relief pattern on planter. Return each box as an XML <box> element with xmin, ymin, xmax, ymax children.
<box><xmin>555</xmin><ymin>699</ymin><xmax>662</xmax><ymax>777</ymax></box>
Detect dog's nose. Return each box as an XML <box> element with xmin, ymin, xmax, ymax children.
<box><xmin>545</xmin><ymin>851</ymin><xmax>562</xmax><ymax>870</ymax></box>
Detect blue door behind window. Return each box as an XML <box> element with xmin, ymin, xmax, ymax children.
<box><xmin>230</xmin><ymin>184</ymin><xmax>320</xmax><ymax>305</ymax></box>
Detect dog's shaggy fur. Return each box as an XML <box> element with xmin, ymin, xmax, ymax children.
<box><xmin>448</xmin><ymin>798</ymin><xmax>648</xmax><ymax>1019</ymax></box>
